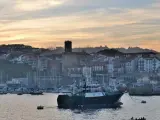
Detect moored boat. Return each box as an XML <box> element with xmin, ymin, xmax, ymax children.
<box><xmin>29</xmin><ymin>90</ymin><xmax>43</xmax><ymax>95</ymax></box>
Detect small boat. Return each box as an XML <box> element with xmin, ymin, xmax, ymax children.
<box><xmin>141</xmin><ymin>100</ymin><xmax>146</xmax><ymax>104</ymax></box>
<box><xmin>30</xmin><ymin>90</ymin><xmax>43</xmax><ymax>95</ymax></box>
<box><xmin>37</xmin><ymin>106</ymin><xmax>44</xmax><ymax>110</ymax></box>
<box><xmin>16</xmin><ymin>87</ymin><xmax>30</xmax><ymax>95</ymax></box>
<box><xmin>17</xmin><ymin>93</ymin><xmax>23</xmax><ymax>95</ymax></box>
<box><xmin>130</xmin><ymin>117</ymin><xmax>146</xmax><ymax>120</ymax></box>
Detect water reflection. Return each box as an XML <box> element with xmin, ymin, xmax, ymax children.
<box><xmin>72</xmin><ymin>107</ymin><xmax>122</xmax><ymax>114</ymax></box>
<box><xmin>57</xmin><ymin>106</ymin><xmax>122</xmax><ymax>115</ymax></box>
<box><xmin>59</xmin><ymin>107</ymin><xmax>124</xmax><ymax>120</ymax></box>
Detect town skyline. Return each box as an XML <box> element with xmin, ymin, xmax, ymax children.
<box><xmin>0</xmin><ymin>43</ymin><xmax>159</xmax><ymax>53</ymax></box>
<box><xmin>0</xmin><ymin>0</ymin><xmax>159</xmax><ymax>51</ymax></box>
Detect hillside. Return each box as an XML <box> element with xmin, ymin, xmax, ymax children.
<box><xmin>50</xmin><ymin>46</ymin><xmax>108</xmax><ymax>54</ymax></box>
<box><xmin>0</xmin><ymin>60</ymin><xmax>33</xmax><ymax>82</ymax></box>
<box><xmin>116</xmin><ymin>47</ymin><xmax>158</xmax><ymax>53</ymax></box>
<box><xmin>0</xmin><ymin>44</ymin><xmax>50</xmax><ymax>55</ymax></box>
<box><xmin>97</xmin><ymin>49</ymin><xmax>123</xmax><ymax>56</ymax></box>
<box><xmin>0</xmin><ymin>44</ymin><xmax>158</xmax><ymax>54</ymax></box>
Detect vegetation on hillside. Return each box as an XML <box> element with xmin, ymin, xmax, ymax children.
<box><xmin>0</xmin><ymin>60</ymin><xmax>33</xmax><ymax>82</ymax></box>
<box><xmin>97</xmin><ymin>49</ymin><xmax>123</xmax><ymax>56</ymax></box>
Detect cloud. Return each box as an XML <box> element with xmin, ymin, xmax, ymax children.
<box><xmin>14</xmin><ymin>0</ymin><xmax>67</xmax><ymax>11</ymax></box>
<box><xmin>0</xmin><ymin>0</ymin><xmax>159</xmax><ymax>51</ymax></box>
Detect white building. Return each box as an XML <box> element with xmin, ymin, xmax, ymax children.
<box><xmin>83</xmin><ymin>66</ymin><xmax>92</xmax><ymax>78</ymax></box>
<box><xmin>11</xmin><ymin>78</ymin><xmax>29</xmax><ymax>86</ymax></box>
<box><xmin>154</xmin><ymin>57</ymin><xmax>160</xmax><ymax>71</ymax></box>
<box><xmin>138</xmin><ymin>56</ymin><xmax>160</xmax><ymax>73</ymax></box>
<box><xmin>107</xmin><ymin>61</ymin><xmax>114</xmax><ymax>74</ymax></box>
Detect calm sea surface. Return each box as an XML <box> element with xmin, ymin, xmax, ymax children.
<box><xmin>0</xmin><ymin>93</ymin><xmax>159</xmax><ymax>120</ymax></box>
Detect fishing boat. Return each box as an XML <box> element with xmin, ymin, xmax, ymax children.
<box><xmin>57</xmin><ymin>78</ymin><xmax>124</xmax><ymax>109</ymax></box>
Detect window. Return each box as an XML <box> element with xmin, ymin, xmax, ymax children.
<box><xmin>78</xmin><ymin>68</ymin><xmax>80</xmax><ymax>71</ymax></box>
<box><xmin>102</xmin><ymin>66</ymin><xmax>104</xmax><ymax>71</ymax></box>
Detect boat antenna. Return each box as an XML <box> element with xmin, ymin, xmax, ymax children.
<box><xmin>83</xmin><ymin>78</ymin><xmax>86</xmax><ymax>92</ymax></box>
<box><xmin>81</xmin><ymin>75</ymin><xmax>86</xmax><ymax>95</ymax></box>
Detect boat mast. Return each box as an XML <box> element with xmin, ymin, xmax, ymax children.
<box><xmin>83</xmin><ymin>77</ymin><xmax>86</xmax><ymax>92</ymax></box>
<box><xmin>0</xmin><ymin>71</ymin><xmax>2</xmax><ymax>84</ymax></box>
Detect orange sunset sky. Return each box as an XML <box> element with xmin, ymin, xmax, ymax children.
<box><xmin>0</xmin><ymin>0</ymin><xmax>160</xmax><ymax>51</ymax></box>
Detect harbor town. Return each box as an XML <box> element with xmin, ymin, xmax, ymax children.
<box><xmin>0</xmin><ymin>41</ymin><xmax>159</xmax><ymax>96</ymax></box>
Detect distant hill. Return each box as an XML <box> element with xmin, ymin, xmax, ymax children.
<box><xmin>97</xmin><ymin>49</ymin><xmax>123</xmax><ymax>56</ymax></box>
<box><xmin>0</xmin><ymin>44</ymin><xmax>33</xmax><ymax>52</ymax></box>
<box><xmin>50</xmin><ymin>46</ymin><xmax>108</xmax><ymax>54</ymax></box>
<box><xmin>0</xmin><ymin>44</ymin><xmax>158</xmax><ymax>55</ymax></box>
<box><xmin>51</xmin><ymin>46</ymin><xmax>157</xmax><ymax>54</ymax></box>
<box><xmin>0</xmin><ymin>44</ymin><xmax>51</xmax><ymax>56</ymax></box>
<box><xmin>73</xmin><ymin>46</ymin><xmax>108</xmax><ymax>53</ymax></box>
<box><xmin>116</xmin><ymin>47</ymin><xmax>158</xmax><ymax>53</ymax></box>
<box><xmin>97</xmin><ymin>47</ymin><xmax>158</xmax><ymax>56</ymax></box>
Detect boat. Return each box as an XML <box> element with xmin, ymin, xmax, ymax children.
<box><xmin>130</xmin><ymin>117</ymin><xmax>146</xmax><ymax>120</ymax></box>
<box><xmin>30</xmin><ymin>91</ymin><xmax>43</xmax><ymax>95</ymax></box>
<box><xmin>17</xmin><ymin>93</ymin><xmax>23</xmax><ymax>95</ymax></box>
<box><xmin>57</xmin><ymin>78</ymin><xmax>124</xmax><ymax>109</ymax></box>
<box><xmin>16</xmin><ymin>87</ymin><xmax>29</xmax><ymax>95</ymax></box>
<box><xmin>29</xmin><ymin>89</ymin><xmax>43</xmax><ymax>95</ymax></box>
<box><xmin>37</xmin><ymin>105</ymin><xmax>44</xmax><ymax>110</ymax></box>
<box><xmin>141</xmin><ymin>100</ymin><xmax>146</xmax><ymax>104</ymax></box>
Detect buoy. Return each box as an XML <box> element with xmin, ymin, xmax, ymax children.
<box><xmin>37</xmin><ymin>106</ymin><xmax>44</xmax><ymax>110</ymax></box>
<box><xmin>141</xmin><ymin>100</ymin><xmax>146</xmax><ymax>104</ymax></box>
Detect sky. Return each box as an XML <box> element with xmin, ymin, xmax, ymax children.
<box><xmin>0</xmin><ymin>0</ymin><xmax>160</xmax><ymax>51</ymax></box>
